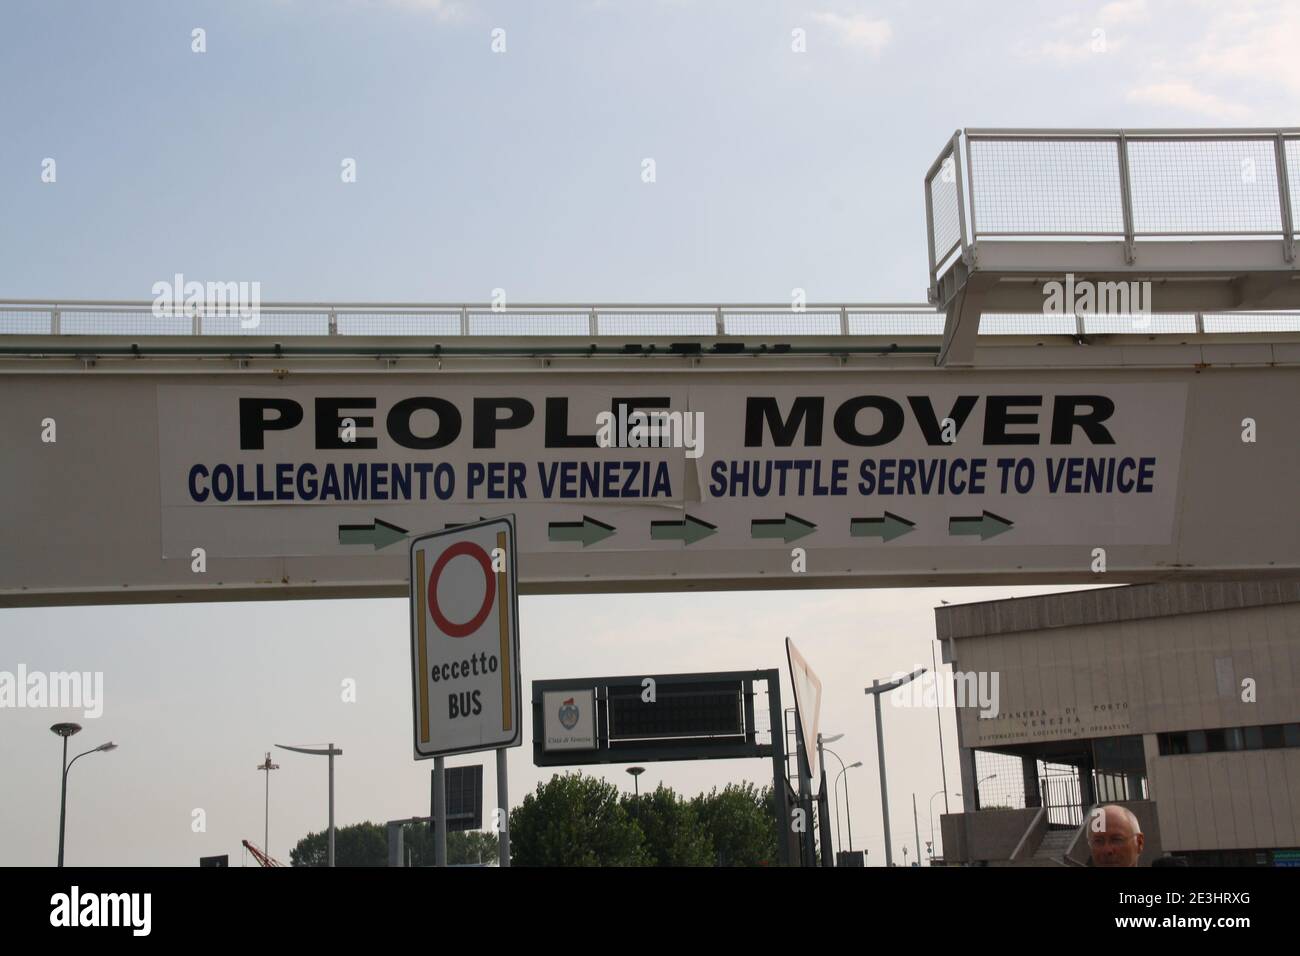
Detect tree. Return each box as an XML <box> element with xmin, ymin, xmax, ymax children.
<box><xmin>509</xmin><ymin>772</ymin><xmax>651</xmax><ymax>866</ymax></box>
<box><xmin>620</xmin><ymin>785</ymin><xmax>713</xmax><ymax>866</ymax></box>
<box><xmin>692</xmin><ymin>782</ymin><xmax>780</xmax><ymax>866</ymax></box>
<box><xmin>291</xmin><ymin>821</ymin><xmax>500</xmax><ymax>867</ymax></box>
<box><xmin>290</xmin><ymin>821</ymin><xmax>388</xmax><ymax>867</ymax></box>
<box><xmin>399</xmin><ymin>824</ymin><xmax>500</xmax><ymax>866</ymax></box>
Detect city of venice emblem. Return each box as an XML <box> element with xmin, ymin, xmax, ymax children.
<box><xmin>559</xmin><ymin>697</ymin><xmax>580</xmax><ymax>730</ymax></box>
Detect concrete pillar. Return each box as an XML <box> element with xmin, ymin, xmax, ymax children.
<box><xmin>1022</xmin><ymin>757</ymin><xmax>1042</xmax><ymax>808</ymax></box>
<box><xmin>1078</xmin><ymin>753</ymin><xmax>1096</xmax><ymax>811</ymax></box>
<box><xmin>959</xmin><ymin>747</ymin><xmax>978</xmax><ymax>812</ymax></box>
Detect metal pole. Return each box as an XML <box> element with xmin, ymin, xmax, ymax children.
<box><xmin>1117</xmin><ymin>130</ymin><xmax>1137</xmax><ymax>264</ymax></box>
<box><xmin>844</xmin><ymin>768</ymin><xmax>855</xmax><ymax>853</ymax></box>
<box><xmin>433</xmin><ymin>755</ymin><xmax>447</xmax><ymax>867</ymax></box>
<box><xmin>818</xmin><ymin>765</ymin><xmax>834</xmax><ymax>867</ymax></box>
<box><xmin>873</xmin><ymin>682</ymin><xmax>893</xmax><ymax>867</ymax></box>
<box><xmin>933</xmin><ymin>641</ymin><xmax>950</xmax><ymax>816</ymax></box>
<box><xmin>930</xmin><ymin>794</ymin><xmax>936</xmax><ymax>862</ymax></box>
<box><xmin>833</xmin><ymin>769</ymin><xmax>845</xmax><ymax>856</ymax></box>
<box><xmin>767</xmin><ymin>672</ymin><xmax>791</xmax><ymax>866</ymax></box>
<box><xmin>794</xmin><ymin>710</ymin><xmax>815</xmax><ymax>867</ymax></box>
<box><xmin>264</xmin><ymin>765</ymin><xmax>270</xmax><ymax>860</ymax></box>
<box><xmin>496</xmin><ymin>747</ymin><xmax>511</xmax><ymax>868</ymax></box>
<box><xmin>327</xmin><ymin>743</ymin><xmax>336</xmax><ymax>868</ymax></box>
<box><xmin>57</xmin><ymin>735</ymin><xmax>68</xmax><ymax>868</ymax></box>
<box><xmin>913</xmin><ymin>793</ymin><xmax>922</xmax><ymax>867</ymax></box>
<box><xmin>816</xmin><ymin>733</ymin><xmax>833</xmax><ymax>867</ymax></box>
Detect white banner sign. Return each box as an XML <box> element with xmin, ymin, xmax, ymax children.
<box><xmin>156</xmin><ymin>381</ymin><xmax>1187</xmax><ymax>557</ymax></box>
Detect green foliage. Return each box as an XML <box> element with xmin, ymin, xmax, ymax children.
<box><xmin>691</xmin><ymin>782</ymin><xmax>780</xmax><ymax>866</ymax></box>
<box><xmin>290</xmin><ymin>821</ymin><xmax>388</xmax><ymax>867</ymax></box>
<box><xmin>620</xmin><ymin>785</ymin><xmax>714</xmax><ymax>866</ymax></box>
<box><xmin>399</xmin><ymin>824</ymin><xmax>500</xmax><ymax>866</ymax></box>
<box><xmin>289</xmin><ymin>821</ymin><xmax>499</xmax><ymax>867</ymax></box>
<box><xmin>509</xmin><ymin>772</ymin><xmax>651</xmax><ymax>866</ymax></box>
<box><xmin>289</xmin><ymin>776</ymin><xmax>783</xmax><ymax>867</ymax></box>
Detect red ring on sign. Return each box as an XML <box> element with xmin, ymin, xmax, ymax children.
<box><xmin>427</xmin><ymin>541</ymin><xmax>496</xmax><ymax>638</ymax></box>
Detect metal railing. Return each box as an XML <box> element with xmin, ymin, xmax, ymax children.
<box><xmin>2</xmin><ymin>299</ymin><xmax>1298</xmax><ymax>339</ymax></box>
<box><xmin>926</xmin><ymin>127</ymin><xmax>1300</xmax><ymax>294</ymax></box>
<box><xmin>0</xmin><ymin>300</ymin><xmax>945</xmax><ymax>339</ymax></box>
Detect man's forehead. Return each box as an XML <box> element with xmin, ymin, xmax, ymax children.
<box><xmin>1098</xmin><ymin>807</ymin><xmax>1136</xmax><ymax>831</ymax></box>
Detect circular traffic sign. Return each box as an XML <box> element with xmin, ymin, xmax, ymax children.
<box><xmin>427</xmin><ymin>541</ymin><xmax>496</xmax><ymax>638</ymax></box>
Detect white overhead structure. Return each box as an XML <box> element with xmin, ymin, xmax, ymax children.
<box><xmin>2</xmin><ymin>126</ymin><xmax>1298</xmax><ymax>607</ymax></box>
<box><xmin>926</xmin><ymin>128</ymin><xmax>1300</xmax><ymax>366</ymax></box>
<box><xmin>2</xmin><ymin>325</ymin><xmax>1296</xmax><ymax>606</ymax></box>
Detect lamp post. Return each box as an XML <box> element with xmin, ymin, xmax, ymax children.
<box><xmin>816</xmin><ymin>733</ymin><xmax>843</xmax><ymax>865</ymax></box>
<box><xmin>256</xmin><ymin>752</ymin><xmax>279</xmax><ymax>859</ymax></box>
<box><xmin>932</xmin><ymin>639</ymin><xmax>951</xmax><ymax>816</ymax></box>
<box><xmin>865</xmin><ymin>667</ymin><xmax>926</xmax><ymax>868</ymax></box>
<box><xmin>626</xmin><ymin>766</ymin><xmax>645</xmax><ymax>796</ymax></box>
<box><xmin>822</xmin><ymin>745</ymin><xmax>862</xmax><ymax>857</ymax></box>
<box><xmin>929</xmin><ymin>789</ymin><xmax>961</xmax><ymax>862</ymax></box>
<box><xmin>832</xmin><ymin>756</ymin><xmax>863</xmax><ymax>856</ymax></box>
<box><xmin>276</xmin><ymin>743</ymin><xmax>343</xmax><ymax>867</ymax></box>
<box><xmin>977</xmin><ymin>772</ymin><xmax>998</xmax><ymax>810</ymax></box>
<box><xmin>51</xmin><ymin>723</ymin><xmax>117</xmax><ymax>867</ymax></box>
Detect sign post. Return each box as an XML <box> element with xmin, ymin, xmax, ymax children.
<box><xmin>410</xmin><ymin>516</ymin><xmax>522</xmax><ymax>866</ymax></box>
<box><xmin>786</xmin><ymin>639</ymin><xmax>823</xmax><ymax>866</ymax></box>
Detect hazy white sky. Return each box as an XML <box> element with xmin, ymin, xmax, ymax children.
<box><xmin>2</xmin><ymin>0</ymin><xmax>1291</xmax><ymax>865</ymax></box>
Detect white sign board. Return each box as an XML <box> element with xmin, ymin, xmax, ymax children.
<box><xmin>409</xmin><ymin>517</ymin><xmax>522</xmax><ymax>759</ymax></box>
<box><xmin>785</xmin><ymin>638</ymin><xmax>823</xmax><ymax>779</ymax></box>
<box><xmin>541</xmin><ymin>689</ymin><xmax>598</xmax><ymax>752</ymax></box>
<box><xmin>3</xmin><ymin>364</ymin><xmax>1298</xmax><ymax>605</ymax></box>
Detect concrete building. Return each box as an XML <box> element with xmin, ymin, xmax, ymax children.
<box><xmin>936</xmin><ymin>581</ymin><xmax>1300</xmax><ymax>866</ymax></box>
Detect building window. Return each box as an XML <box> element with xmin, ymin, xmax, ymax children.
<box><xmin>1158</xmin><ymin>722</ymin><xmax>1300</xmax><ymax>756</ymax></box>
<box><xmin>1158</xmin><ymin>732</ymin><xmax>1189</xmax><ymax>755</ymax></box>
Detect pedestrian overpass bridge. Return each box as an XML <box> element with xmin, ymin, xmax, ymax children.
<box><xmin>1</xmin><ymin>128</ymin><xmax>1297</xmax><ymax>606</ymax></box>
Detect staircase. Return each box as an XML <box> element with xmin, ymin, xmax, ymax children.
<box><xmin>1032</xmin><ymin>829</ymin><xmax>1075</xmax><ymax>866</ymax></box>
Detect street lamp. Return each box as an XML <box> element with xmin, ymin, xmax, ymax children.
<box><xmin>276</xmin><ymin>743</ymin><xmax>343</xmax><ymax>867</ymax></box>
<box><xmin>815</xmin><ymin>732</ymin><xmax>843</xmax><ymax>865</ymax></box>
<box><xmin>256</xmin><ymin>752</ymin><xmax>279</xmax><ymax>859</ymax></box>
<box><xmin>626</xmin><ymin>766</ymin><xmax>645</xmax><ymax>796</ymax></box>
<box><xmin>865</xmin><ymin>667</ymin><xmax>926</xmax><ymax>867</ymax></box>
<box><xmin>831</xmin><ymin>754</ymin><xmax>863</xmax><ymax>856</ymax></box>
<box><xmin>929</xmin><ymin>789</ymin><xmax>961</xmax><ymax>862</ymax></box>
<box><xmin>977</xmin><ymin>772</ymin><xmax>998</xmax><ymax>809</ymax></box>
<box><xmin>51</xmin><ymin>723</ymin><xmax>117</xmax><ymax>867</ymax></box>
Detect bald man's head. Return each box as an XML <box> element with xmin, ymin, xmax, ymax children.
<box><xmin>1088</xmin><ymin>804</ymin><xmax>1144</xmax><ymax>867</ymax></box>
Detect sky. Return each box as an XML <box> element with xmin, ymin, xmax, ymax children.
<box><xmin>1</xmin><ymin>0</ymin><xmax>1295</xmax><ymax>866</ymax></box>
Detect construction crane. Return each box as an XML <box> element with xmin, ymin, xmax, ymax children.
<box><xmin>242</xmin><ymin>839</ymin><xmax>285</xmax><ymax>867</ymax></box>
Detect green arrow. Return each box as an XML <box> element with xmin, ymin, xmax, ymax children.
<box><xmin>750</xmin><ymin>513</ymin><xmax>817</xmax><ymax>543</ymax></box>
<box><xmin>850</xmin><ymin>512</ymin><xmax>916</xmax><ymax>542</ymax></box>
<box><xmin>948</xmin><ymin>510</ymin><xmax>1014</xmax><ymax>541</ymax></box>
<box><xmin>338</xmin><ymin>518</ymin><xmax>409</xmax><ymax>550</ymax></box>
<box><xmin>651</xmin><ymin>514</ymin><xmax>717</xmax><ymax>545</ymax></box>
<box><xmin>548</xmin><ymin>516</ymin><xmax>616</xmax><ymax>547</ymax></box>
